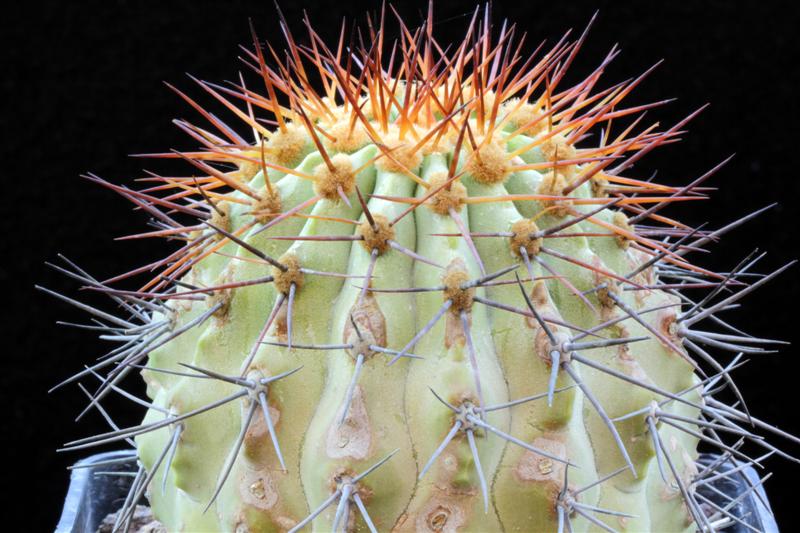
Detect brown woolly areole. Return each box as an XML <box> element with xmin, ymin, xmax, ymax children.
<box><xmin>662</xmin><ymin>308</ymin><xmax>683</xmax><ymax>343</ymax></box>
<box><xmin>343</xmin><ymin>292</ymin><xmax>387</xmax><ymax>361</ymax></box>
<box><xmin>357</xmin><ymin>214</ymin><xmax>395</xmax><ymax>255</ymax></box>
<box><xmin>468</xmin><ymin>90</ymin><xmax>499</xmax><ymax>122</ymax></box>
<box><xmin>524</xmin><ymin>281</ymin><xmax>552</xmax><ymax>330</ymax></box>
<box><xmin>595</xmin><ymin>278</ymin><xmax>620</xmax><ymax>310</ymax></box>
<box><xmin>534</xmin><ymin>328</ymin><xmax>572</xmax><ymax>367</ymax></box>
<box><xmin>525</xmin><ymin>280</ymin><xmax>571</xmax><ymax>364</ymax></box>
<box><xmin>208</xmin><ymin>202</ymin><xmax>232</xmax><ymax>239</ymax></box>
<box><xmin>465</xmin><ymin>139</ymin><xmax>511</xmax><ymax>184</ymax></box>
<box><xmin>313</xmin><ymin>153</ymin><xmax>356</xmax><ymax>201</ymax></box>
<box><xmin>234</xmin><ymin>153</ymin><xmax>263</xmax><ymax>181</ymax></box>
<box><xmin>346</xmin><ymin>329</ymin><xmax>379</xmax><ymax>361</ymax></box>
<box><xmin>208</xmin><ymin>268</ymin><xmax>235</xmax><ymax>322</ymax></box>
<box><xmin>242</xmin><ymin>369</ymin><xmax>276</xmax><ymax>403</ymax></box>
<box><xmin>272</xmin><ymin>254</ymin><xmax>304</xmax><ymax>294</ymax></box>
<box><xmin>266</xmin><ymin>123</ymin><xmax>308</xmax><ymax>167</ymax></box>
<box><xmin>530</xmin><ymin>279</ymin><xmax>550</xmax><ymax>308</ymax></box>
<box><xmin>509</xmin><ymin>218</ymin><xmax>543</xmax><ymax>258</ymax></box>
<box><xmin>500</xmin><ymin>98</ymin><xmax>548</xmax><ymax>137</ymax></box>
<box><xmin>442</xmin><ymin>265</ymin><xmax>474</xmax><ymax>314</ymax></box>
<box><xmin>322</xmin><ymin>118</ymin><xmax>370</xmax><ymax>153</ymax></box>
<box><xmin>452</xmin><ymin>399</ymin><xmax>482</xmax><ymax>432</ymax></box>
<box><xmin>251</xmin><ymin>187</ymin><xmax>282</xmax><ymax>224</ymax></box>
<box><xmin>591</xmin><ymin>174</ymin><xmax>609</xmax><ymax>197</ymax></box>
<box><xmin>208</xmin><ymin>289</ymin><xmax>232</xmax><ymax>322</ymax></box>
<box><xmin>425</xmin><ymin>171</ymin><xmax>467</xmax><ymax>215</ymax></box>
<box><xmin>374</xmin><ymin>132</ymin><xmax>424</xmax><ymax>174</ymax></box>
<box><xmin>537</xmin><ymin>171</ymin><xmax>573</xmax><ymax>217</ymax></box>
<box><xmin>540</xmin><ymin>134</ymin><xmax>578</xmax><ymax>179</ymax></box>
<box><xmin>539</xmin><ymin>133</ymin><xmax>577</xmax><ymax>163</ymax></box>
<box><xmin>329</xmin><ymin>468</ymin><xmax>375</xmax><ymax>502</ymax></box>
<box><xmin>613</xmin><ymin>211</ymin><xmax>634</xmax><ymax>249</ymax></box>
<box><xmin>344</xmin><ymin>318</ymin><xmax>380</xmax><ymax>361</ymax></box>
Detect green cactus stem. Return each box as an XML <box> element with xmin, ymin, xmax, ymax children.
<box><xmin>45</xmin><ymin>5</ymin><xmax>797</xmax><ymax>533</ymax></box>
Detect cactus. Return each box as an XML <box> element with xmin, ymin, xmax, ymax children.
<box><xmin>45</xmin><ymin>6</ymin><xmax>798</xmax><ymax>533</ymax></box>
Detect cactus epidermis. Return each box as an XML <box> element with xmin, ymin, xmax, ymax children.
<box><xmin>48</xmin><ymin>6</ymin><xmax>797</xmax><ymax>533</ymax></box>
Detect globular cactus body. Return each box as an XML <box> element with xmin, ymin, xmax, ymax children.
<box><xmin>48</xmin><ymin>6</ymin><xmax>797</xmax><ymax>533</ymax></box>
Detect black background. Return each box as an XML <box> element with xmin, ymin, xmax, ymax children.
<box><xmin>3</xmin><ymin>1</ymin><xmax>799</xmax><ymax>530</ymax></box>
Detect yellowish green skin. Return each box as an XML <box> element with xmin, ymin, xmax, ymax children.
<box><xmin>137</xmin><ymin>120</ymin><xmax>700</xmax><ymax>532</ymax></box>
